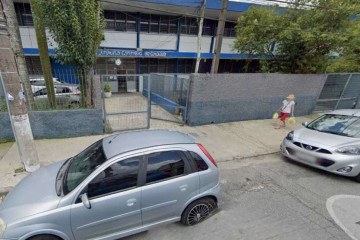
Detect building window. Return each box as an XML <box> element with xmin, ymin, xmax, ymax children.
<box><xmin>104</xmin><ymin>11</ymin><xmax>115</xmax><ymax>30</ymax></box>
<box><xmin>178</xmin><ymin>59</ymin><xmax>194</xmax><ymax>73</ymax></box>
<box><xmin>203</xmin><ymin>19</ymin><xmax>216</xmax><ymax>36</ymax></box>
<box><xmin>25</xmin><ymin>56</ymin><xmax>42</xmax><ymax>75</ymax></box>
<box><xmin>180</xmin><ymin>17</ymin><xmax>198</xmax><ymax>35</ymax></box>
<box><xmin>139</xmin><ymin>58</ymin><xmax>175</xmax><ymax>74</ymax></box>
<box><xmin>14</xmin><ymin>3</ymin><xmax>33</xmax><ymax>26</ymax></box>
<box><xmin>150</xmin><ymin>15</ymin><xmax>160</xmax><ymax>33</ymax></box>
<box><xmin>140</xmin><ymin>14</ymin><xmax>150</xmax><ymax>32</ymax></box>
<box><xmin>104</xmin><ymin>10</ymin><xmax>137</xmax><ymax>32</ymax></box>
<box><xmin>224</xmin><ymin>22</ymin><xmax>236</xmax><ymax>37</ymax></box>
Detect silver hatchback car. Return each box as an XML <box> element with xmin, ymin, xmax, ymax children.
<box><xmin>0</xmin><ymin>130</ymin><xmax>220</xmax><ymax>240</ymax></box>
<box><xmin>281</xmin><ymin>109</ymin><xmax>360</xmax><ymax>182</ymax></box>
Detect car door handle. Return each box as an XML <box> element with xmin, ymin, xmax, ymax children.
<box><xmin>127</xmin><ymin>198</ymin><xmax>137</xmax><ymax>207</ymax></box>
<box><xmin>179</xmin><ymin>184</ymin><xmax>188</xmax><ymax>192</ymax></box>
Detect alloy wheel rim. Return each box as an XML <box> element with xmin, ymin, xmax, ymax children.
<box><xmin>187</xmin><ymin>203</ymin><xmax>211</xmax><ymax>225</ymax></box>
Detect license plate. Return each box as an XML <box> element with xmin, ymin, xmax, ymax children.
<box><xmin>295</xmin><ymin>151</ymin><xmax>316</xmax><ymax>163</ymax></box>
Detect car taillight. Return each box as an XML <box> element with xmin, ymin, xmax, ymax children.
<box><xmin>197</xmin><ymin>143</ymin><xmax>218</xmax><ymax>168</ymax></box>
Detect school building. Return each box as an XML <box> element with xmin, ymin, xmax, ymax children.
<box><xmin>14</xmin><ymin>0</ymin><xmax>269</xmax><ymax>77</ymax></box>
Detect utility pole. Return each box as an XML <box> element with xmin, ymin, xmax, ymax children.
<box><xmin>5</xmin><ymin>0</ymin><xmax>36</xmax><ymax>110</ymax></box>
<box><xmin>0</xmin><ymin>0</ymin><xmax>40</xmax><ymax>172</ymax></box>
<box><xmin>195</xmin><ymin>0</ymin><xmax>206</xmax><ymax>74</ymax></box>
<box><xmin>210</xmin><ymin>0</ymin><xmax>228</xmax><ymax>74</ymax></box>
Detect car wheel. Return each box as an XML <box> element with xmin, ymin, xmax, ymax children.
<box><xmin>28</xmin><ymin>235</ymin><xmax>62</xmax><ymax>240</ymax></box>
<box><xmin>353</xmin><ymin>173</ymin><xmax>360</xmax><ymax>183</ymax></box>
<box><xmin>181</xmin><ymin>198</ymin><xmax>217</xmax><ymax>226</ymax></box>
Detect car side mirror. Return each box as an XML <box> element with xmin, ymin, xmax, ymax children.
<box><xmin>302</xmin><ymin>122</ymin><xmax>308</xmax><ymax>127</ymax></box>
<box><xmin>81</xmin><ymin>193</ymin><xmax>91</xmax><ymax>209</ymax></box>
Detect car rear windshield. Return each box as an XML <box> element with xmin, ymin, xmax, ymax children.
<box><xmin>307</xmin><ymin>114</ymin><xmax>360</xmax><ymax>138</ymax></box>
<box><xmin>63</xmin><ymin>140</ymin><xmax>107</xmax><ymax>195</ymax></box>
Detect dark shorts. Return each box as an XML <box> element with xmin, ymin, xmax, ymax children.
<box><xmin>280</xmin><ymin>112</ymin><xmax>289</xmax><ymax>122</ymax></box>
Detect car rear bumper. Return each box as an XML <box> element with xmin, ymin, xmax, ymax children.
<box><xmin>281</xmin><ymin>139</ymin><xmax>360</xmax><ymax>177</ymax></box>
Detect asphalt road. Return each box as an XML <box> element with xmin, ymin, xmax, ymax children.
<box><xmin>124</xmin><ymin>153</ymin><xmax>360</xmax><ymax>240</ymax></box>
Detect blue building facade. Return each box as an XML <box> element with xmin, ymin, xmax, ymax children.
<box><xmin>14</xmin><ymin>0</ymin><xmax>262</xmax><ymax>79</ymax></box>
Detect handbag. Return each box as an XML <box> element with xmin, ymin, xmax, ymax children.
<box><xmin>272</xmin><ymin>112</ymin><xmax>279</xmax><ymax>119</ymax></box>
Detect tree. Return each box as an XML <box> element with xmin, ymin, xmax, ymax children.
<box><xmin>234</xmin><ymin>0</ymin><xmax>359</xmax><ymax>73</ymax></box>
<box><xmin>327</xmin><ymin>18</ymin><xmax>360</xmax><ymax>72</ymax></box>
<box><xmin>30</xmin><ymin>0</ymin><xmax>56</xmax><ymax>108</ymax></box>
<box><xmin>36</xmin><ymin>0</ymin><xmax>104</xmax><ymax>107</ymax></box>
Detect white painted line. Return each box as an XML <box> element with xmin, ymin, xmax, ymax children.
<box><xmin>326</xmin><ymin>195</ymin><xmax>360</xmax><ymax>240</ymax></box>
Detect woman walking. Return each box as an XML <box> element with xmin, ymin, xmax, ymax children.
<box><xmin>275</xmin><ymin>94</ymin><xmax>295</xmax><ymax>129</ymax></box>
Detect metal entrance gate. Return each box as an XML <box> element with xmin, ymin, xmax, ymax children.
<box><xmin>147</xmin><ymin>73</ymin><xmax>190</xmax><ymax>124</ymax></box>
<box><xmin>102</xmin><ymin>74</ymin><xmax>150</xmax><ymax>132</ymax></box>
<box><xmin>101</xmin><ymin>73</ymin><xmax>191</xmax><ymax>132</ymax></box>
<box><xmin>315</xmin><ymin>74</ymin><xmax>360</xmax><ymax>112</ymax></box>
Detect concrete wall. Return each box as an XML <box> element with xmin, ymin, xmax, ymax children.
<box><xmin>0</xmin><ymin>113</ymin><xmax>13</xmax><ymax>140</ymax></box>
<box><xmin>29</xmin><ymin>109</ymin><xmax>103</xmax><ymax>139</ymax></box>
<box><xmin>0</xmin><ymin>110</ymin><xmax>103</xmax><ymax>140</ymax></box>
<box><xmin>0</xmin><ymin>75</ymin><xmax>104</xmax><ymax>141</ymax></box>
<box><xmin>186</xmin><ymin>74</ymin><xmax>327</xmax><ymax>126</ymax></box>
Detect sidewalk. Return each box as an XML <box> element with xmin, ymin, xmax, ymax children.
<box><xmin>0</xmin><ymin>115</ymin><xmax>318</xmax><ymax>196</ymax></box>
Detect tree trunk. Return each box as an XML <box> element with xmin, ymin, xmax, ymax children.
<box><xmin>85</xmin><ymin>67</ymin><xmax>94</xmax><ymax>108</ymax></box>
<box><xmin>5</xmin><ymin>0</ymin><xmax>36</xmax><ymax>110</ymax></box>
<box><xmin>30</xmin><ymin>0</ymin><xmax>56</xmax><ymax>108</ymax></box>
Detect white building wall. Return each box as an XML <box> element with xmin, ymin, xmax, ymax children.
<box><xmin>101</xmin><ymin>31</ymin><xmax>137</xmax><ymax>49</ymax></box>
<box><xmin>179</xmin><ymin>35</ymin><xmax>212</xmax><ymax>53</ymax></box>
<box><xmin>19</xmin><ymin>27</ymin><xmax>37</xmax><ymax>49</ymax></box>
<box><xmin>140</xmin><ymin>34</ymin><xmax>177</xmax><ymax>50</ymax></box>
<box><xmin>221</xmin><ymin>37</ymin><xmax>236</xmax><ymax>53</ymax></box>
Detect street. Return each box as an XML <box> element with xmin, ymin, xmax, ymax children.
<box><xmin>124</xmin><ymin>153</ymin><xmax>358</xmax><ymax>240</ymax></box>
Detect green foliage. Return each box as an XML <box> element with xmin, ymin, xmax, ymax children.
<box><xmin>0</xmin><ymin>97</ymin><xmax>7</xmax><ymax>112</ymax></box>
<box><xmin>38</xmin><ymin>0</ymin><xmax>105</xmax><ymax>69</ymax></box>
<box><xmin>234</xmin><ymin>0</ymin><xmax>360</xmax><ymax>73</ymax></box>
<box><xmin>36</xmin><ymin>0</ymin><xmax>105</xmax><ymax>107</ymax></box>
<box><xmin>327</xmin><ymin>18</ymin><xmax>360</xmax><ymax>72</ymax></box>
<box><xmin>103</xmin><ymin>83</ymin><xmax>111</xmax><ymax>92</ymax></box>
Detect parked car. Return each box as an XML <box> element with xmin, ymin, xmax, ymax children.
<box><xmin>0</xmin><ymin>130</ymin><xmax>220</xmax><ymax>240</ymax></box>
<box><xmin>33</xmin><ymin>86</ymin><xmax>80</xmax><ymax>106</ymax></box>
<box><xmin>281</xmin><ymin>109</ymin><xmax>360</xmax><ymax>182</ymax></box>
<box><xmin>30</xmin><ymin>77</ymin><xmax>79</xmax><ymax>95</ymax></box>
<box><xmin>29</xmin><ymin>77</ymin><xmax>63</xmax><ymax>86</ymax></box>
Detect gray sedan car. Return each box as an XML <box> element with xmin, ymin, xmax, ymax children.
<box><xmin>281</xmin><ymin>109</ymin><xmax>360</xmax><ymax>182</ymax></box>
<box><xmin>0</xmin><ymin>130</ymin><xmax>220</xmax><ymax>240</ymax></box>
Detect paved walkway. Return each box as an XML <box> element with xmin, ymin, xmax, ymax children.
<box><xmin>0</xmin><ymin>114</ymin><xmax>319</xmax><ymax>197</ymax></box>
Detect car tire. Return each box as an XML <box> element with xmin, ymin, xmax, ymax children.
<box><xmin>353</xmin><ymin>173</ymin><xmax>360</xmax><ymax>183</ymax></box>
<box><xmin>181</xmin><ymin>197</ymin><xmax>217</xmax><ymax>226</ymax></box>
<box><xmin>28</xmin><ymin>235</ymin><xmax>62</xmax><ymax>240</ymax></box>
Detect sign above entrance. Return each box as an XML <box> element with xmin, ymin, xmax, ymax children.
<box><xmin>97</xmin><ymin>49</ymin><xmax>167</xmax><ymax>58</ymax></box>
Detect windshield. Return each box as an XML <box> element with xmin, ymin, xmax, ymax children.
<box><xmin>63</xmin><ymin>140</ymin><xmax>107</xmax><ymax>195</ymax></box>
<box><xmin>307</xmin><ymin>114</ymin><xmax>360</xmax><ymax>138</ymax></box>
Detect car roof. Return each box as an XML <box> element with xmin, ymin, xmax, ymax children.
<box><xmin>102</xmin><ymin>130</ymin><xmax>196</xmax><ymax>159</ymax></box>
<box><xmin>328</xmin><ymin>109</ymin><xmax>360</xmax><ymax>117</ymax></box>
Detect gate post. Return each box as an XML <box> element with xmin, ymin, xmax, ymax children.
<box><xmin>147</xmin><ymin>74</ymin><xmax>151</xmax><ymax>129</ymax></box>
<box><xmin>335</xmin><ymin>74</ymin><xmax>352</xmax><ymax>110</ymax></box>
